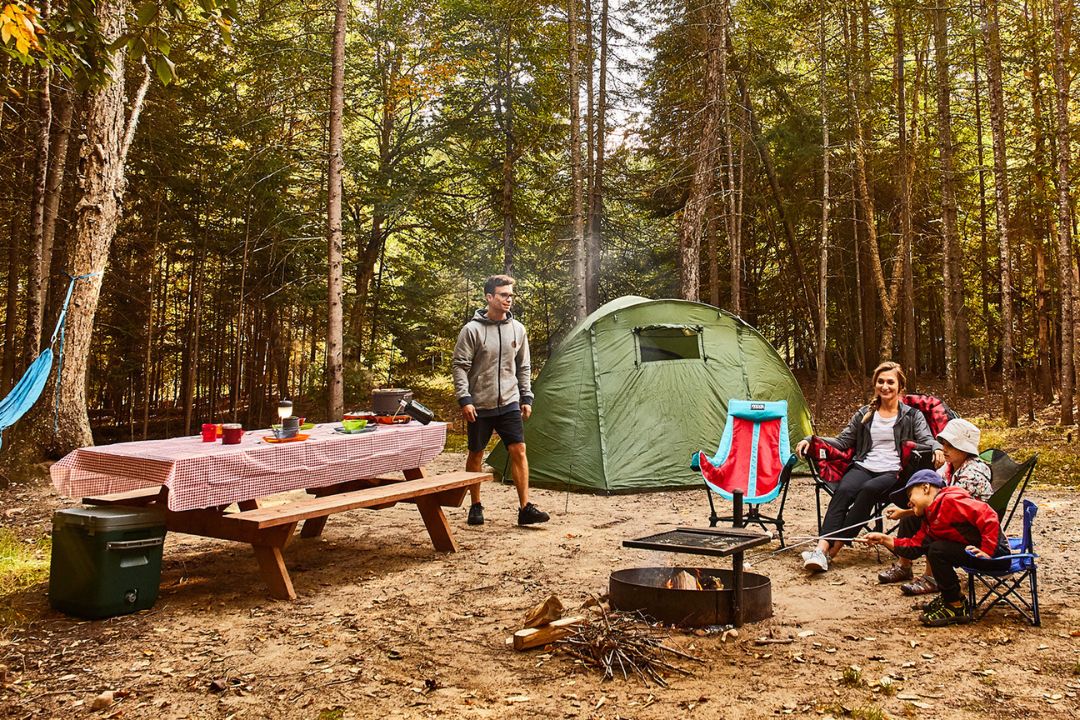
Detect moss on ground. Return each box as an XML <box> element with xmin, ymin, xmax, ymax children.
<box><xmin>0</xmin><ymin>528</ymin><xmax>50</xmax><ymax>597</ymax></box>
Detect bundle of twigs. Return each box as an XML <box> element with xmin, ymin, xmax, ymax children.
<box><xmin>555</xmin><ymin>608</ymin><xmax>704</xmax><ymax>687</ymax></box>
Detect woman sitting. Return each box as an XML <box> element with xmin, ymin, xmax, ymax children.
<box><xmin>795</xmin><ymin>361</ymin><xmax>942</xmax><ymax>572</ymax></box>
<box><xmin>878</xmin><ymin>417</ymin><xmax>992</xmax><ymax>594</ymax></box>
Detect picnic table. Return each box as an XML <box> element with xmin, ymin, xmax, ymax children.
<box><xmin>50</xmin><ymin>422</ymin><xmax>491</xmax><ymax>600</ymax></box>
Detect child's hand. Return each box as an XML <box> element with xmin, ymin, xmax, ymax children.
<box><xmin>864</xmin><ymin>532</ymin><xmax>887</xmax><ymax>547</ymax></box>
<box><xmin>885</xmin><ymin>506</ymin><xmax>912</xmax><ymax>520</ymax></box>
<box><xmin>965</xmin><ymin>545</ymin><xmax>990</xmax><ymax>559</ymax></box>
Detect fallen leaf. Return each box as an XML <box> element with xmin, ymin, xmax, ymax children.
<box><xmin>91</xmin><ymin>691</ymin><xmax>114</xmax><ymax>710</ymax></box>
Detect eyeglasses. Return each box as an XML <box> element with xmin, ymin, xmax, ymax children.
<box><xmin>494</xmin><ymin>292</ymin><xmax>515</xmax><ymax>300</ymax></box>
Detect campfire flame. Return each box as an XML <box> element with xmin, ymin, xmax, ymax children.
<box><xmin>663</xmin><ymin>569</ymin><xmax>723</xmax><ymax>591</ymax></box>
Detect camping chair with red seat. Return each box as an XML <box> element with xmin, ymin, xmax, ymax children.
<box><xmin>962</xmin><ymin>499</ymin><xmax>1040</xmax><ymax>626</ymax></box>
<box><xmin>691</xmin><ymin>400</ymin><xmax>798</xmax><ymax>547</ymax></box>
<box><xmin>806</xmin><ymin>393</ymin><xmax>958</xmax><ymax>534</ymax></box>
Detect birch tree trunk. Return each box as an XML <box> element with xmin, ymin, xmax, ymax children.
<box><xmin>1051</xmin><ymin>0</ymin><xmax>1075</xmax><ymax>424</ymax></box>
<box><xmin>26</xmin><ymin>27</ymin><xmax>51</xmax><ymax>362</ymax></box>
<box><xmin>979</xmin><ymin>0</ymin><xmax>1017</xmax><ymax>426</ymax></box>
<box><xmin>326</xmin><ymin>0</ymin><xmax>347</xmax><ymax>419</ymax></box>
<box><xmin>569</xmin><ymin>0</ymin><xmax>587</xmax><ymax>321</ymax></box>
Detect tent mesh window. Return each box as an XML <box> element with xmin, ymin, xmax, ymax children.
<box><xmin>635</xmin><ymin>324</ymin><xmax>703</xmax><ymax>363</ymax></box>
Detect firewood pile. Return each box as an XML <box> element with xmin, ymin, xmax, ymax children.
<box><xmin>555</xmin><ymin>607</ymin><xmax>704</xmax><ymax>686</ymax></box>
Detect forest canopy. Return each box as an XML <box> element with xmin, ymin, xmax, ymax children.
<box><xmin>1</xmin><ymin>0</ymin><xmax>1078</xmax><ymax>468</ymax></box>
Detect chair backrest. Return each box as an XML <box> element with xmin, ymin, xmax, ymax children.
<box><xmin>1020</xmin><ymin>499</ymin><xmax>1037</xmax><ymax>554</ymax></box>
<box><xmin>981</xmin><ymin>448</ymin><xmax>1038</xmax><ymax>531</ymax></box>
<box><xmin>901</xmin><ymin>393</ymin><xmax>958</xmax><ymax>437</ymax></box>
<box><xmin>700</xmin><ymin>400</ymin><xmax>790</xmax><ymax>502</ymax></box>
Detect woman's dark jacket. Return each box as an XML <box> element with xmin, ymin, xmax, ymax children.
<box><xmin>809</xmin><ymin>402</ymin><xmax>941</xmax><ymax>467</ymax></box>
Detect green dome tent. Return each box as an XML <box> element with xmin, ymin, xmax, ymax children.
<box><xmin>486</xmin><ymin>296</ymin><xmax>813</xmax><ymax>493</ymax></box>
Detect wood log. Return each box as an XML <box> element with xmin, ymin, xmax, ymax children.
<box><xmin>669</xmin><ymin>570</ymin><xmax>700</xmax><ymax>590</ymax></box>
<box><xmin>522</xmin><ymin>594</ymin><xmax>564</xmax><ymax>628</ymax></box>
<box><xmin>512</xmin><ymin>616</ymin><xmax>584</xmax><ymax>651</ymax></box>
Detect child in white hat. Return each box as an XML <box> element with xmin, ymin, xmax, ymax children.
<box><xmin>877</xmin><ymin>417</ymin><xmax>993</xmax><ymax>595</ymax></box>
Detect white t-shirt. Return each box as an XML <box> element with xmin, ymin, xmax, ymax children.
<box><xmin>859</xmin><ymin>413</ymin><xmax>900</xmax><ymax>473</ymax></box>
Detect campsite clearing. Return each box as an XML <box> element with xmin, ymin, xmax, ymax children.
<box><xmin>2</xmin><ymin>449</ymin><xmax>1078</xmax><ymax>719</ymax></box>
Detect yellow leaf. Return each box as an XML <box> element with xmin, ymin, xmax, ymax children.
<box><xmin>16</xmin><ymin>34</ymin><xmax>27</xmax><ymax>55</ymax></box>
<box><xmin>1</xmin><ymin>24</ymin><xmax>10</xmax><ymax>45</ymax></box>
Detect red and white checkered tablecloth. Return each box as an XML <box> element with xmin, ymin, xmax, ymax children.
<box><xmin>50</xmin><ymin>422</ymin><xmax>448</xmax><ymax>511</ymax></box>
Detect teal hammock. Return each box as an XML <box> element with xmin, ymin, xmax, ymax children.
<box><xmin>0</xmin><ymin>272</ymin><xmax>99</xmax><ymax>448</ymax></box>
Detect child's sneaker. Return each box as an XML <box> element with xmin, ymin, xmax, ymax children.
<box><xmin>920</xmin><ymin>597</ymin><xmax>970</xmax><ymax>627</ymax></box>
<box><xmin>467</xmin><ymin>503</ymin><xmax>485</xmax><ymax>526</ymax></box>
<box><xmin>517</xmin><ymin>503</ymin><xmax>549</xmax><ymax>525</ymax></box>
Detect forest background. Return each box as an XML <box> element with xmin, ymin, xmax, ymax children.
<box><xmin>0</xmin><ymin>0</ymin><xmax>1078</xmax><ymax>481</ymax></box>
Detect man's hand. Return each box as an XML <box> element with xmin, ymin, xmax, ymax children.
<box><xmin>462</xmin><ymin>404</ymin><xmax>477</xmax><ymax>423</ymax></box>
<box><xmin>521</xmin><ymin>404</ymin><xmax>532</xmax><ymax>421</ymax></box>
<box><xmin>864</xmin><ymin>532</ymin><xmax>893</xmax><ymax>549</ymax></box>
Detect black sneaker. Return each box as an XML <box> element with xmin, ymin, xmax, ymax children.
<box><xmin>517</xmin><ymin>502</ymin><xmax>549</xmax><ymax>525</ymax></box>
<box><xmin>467</xmin><ymin>503</ymin><xmax>484</xmax><ymax>526</ymax></box>
<box><xmin>921</xmin><ymin>597</ymin><xmax>971</xmax><ymax>627</ymax></box>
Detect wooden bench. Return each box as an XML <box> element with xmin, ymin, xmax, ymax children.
<box><xmin>83</xmin><ymin>470</ymin><xmax>492</xmax><ymax>600</ymax></box>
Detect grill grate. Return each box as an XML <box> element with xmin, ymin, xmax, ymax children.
<box><xmin>623</xmin><ymin>527</ymin><xmax>770</xmax><ymax>558</ymax></box>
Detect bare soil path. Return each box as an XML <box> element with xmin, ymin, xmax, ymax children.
<box><xmin>2</xmin><ymin>448</ymin><xmax>1079</xmax><ymax>719</ymax></box>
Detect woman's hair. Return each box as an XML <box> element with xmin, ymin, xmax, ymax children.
<box><xmin>862</xmin><ymin>361</ymin><xmax>907</xmax><ymax>423</ymax></box>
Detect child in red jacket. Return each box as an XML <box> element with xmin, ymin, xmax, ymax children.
<box><xmin>866</xmin><ymin>469</ymin><xmax>1011</xmax><ymax>626</ymax></box>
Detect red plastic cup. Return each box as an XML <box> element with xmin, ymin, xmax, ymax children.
<box><xmin>221</xmin><ymin>423</ymin><xmax>244</xmax><ymax>445</ymax></box>
<box><xmin>201</xmin><ymin>423</ymin><xmax>217</xmax><ymax>442</ymax></box>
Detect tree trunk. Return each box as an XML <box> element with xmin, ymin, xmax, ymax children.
<box><xmin>586</xmin><ymin>0</ymin><xmax>607</xmax><ymax>312</ymax></box>
<box><xmin>815</xmin><ymin>5</ymin><xmax>830</xmax><ymax>417</ymax></box>
<box><xmin>4</xmin><ymin>0</ymin><xmax>147</xmax><ymax>469</ymax></box>
<box><xmin>497</xmin><ymin>25</ymin><xmax>516</xmax><ymax>275</ymax></box>
<box><xmin>979</xmin><ymin>0</ymin><xmax>1016</xmax><ymax>425</ymax></box>
<box><xmin>933</xmin><ymin>2</ymin><xmax>967</xmax><ymax>395</ymax></box>
<box><xmin>40</xmin><ymin>86</ymin><xmax>73</xmax><ymax>337</ymax></box>
<box><xmin>569</xmin><ymin>0</ymin><xmax>587</xmax><ymax>321</ymax></box>
<box><xmin>26</xmin><ymin>33</ymin><xmax>51</xmax><ymax>362</ymax></box>
<box><xmin>1051</xmin><ymin>0</ymin><xmax>1075</xmax><ymax>424</ymax></box>
<box><xmin>1026</xmin><ymin>0</ymin><xmax>1055</xmax><ymax>403</ymax></box>
<box><xmin>677</xmin><ymin>0</ymin><xmax>722</xmax><ymax>302</ymax></box>
<box><xmin>719</xmin><ymin>0</ymin><xmax>739</xmax><ymax>315</ymax></box>
<box><xmin>326</xmin><ymin>0</ymin><xmax>347</xmax><ymax>419</ymax></box>
<box><xmin>895</xmin><ymin>6</ymin><xmax>917</xmax><ymax>381</ymax></box>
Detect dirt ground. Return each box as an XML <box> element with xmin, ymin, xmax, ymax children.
<box><xmin>1</xmin><ymin>449</ymin><xmax>1079</xmax><ymax>720</ymax></box>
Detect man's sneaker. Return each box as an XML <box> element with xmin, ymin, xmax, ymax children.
<box><xmin>802</xmin><ymin>548</ymin><xmax>829</xmax><ymax>572</ymax></box>
<box><xmin>921</xmin><ymin>597</ymin><xmax>971</xmax><ymax>627</ymax></box>
<box><xmin>517</xmin><ymin>502</ymin><xmax>550</xmax><ymax>525</ymax></box>
<box><xmin>878</xmin><ymin>563</ymin><xmax>913</xmax><ymax>584</ymax></box>
<box><xmin>467</xmin><ymin>503</ymin><xmax>484</xmax><ymax>526</ymax></box>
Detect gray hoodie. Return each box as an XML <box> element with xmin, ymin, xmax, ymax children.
<box><xmin>452</xmin><ymin>309</ymin><xmax>533</xmax><ymax>416</ymax></box>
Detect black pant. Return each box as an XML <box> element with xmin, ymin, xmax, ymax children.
<box><xmin>820</xmin><ymin>465</ymin><xmax>899</xmax><ymax>542</ymax></box>
<box><xmin>924</xmin><ymin>541</ymin><xmax>1011</xmax><ymax>603</ymax></box>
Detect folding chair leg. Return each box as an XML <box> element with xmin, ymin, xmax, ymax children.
<box><xmin>815</xmin><ymin>486</ymin><xmax>824</xmax><ymax>535</ymax></box>
<box><xmin>1030</xmin><ymin>568</ymin><xmax>1040</xmax><ymax>626</ymax></box>
<box><xmin>706</xmin><ymin>487</ymin><xmax>720</xmax><ymax>528</ymax></box>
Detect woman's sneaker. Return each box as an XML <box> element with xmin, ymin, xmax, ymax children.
<box><xmin>517</xmin><ymin>503</ymin><xmax>549</xmax><ymax>525</ymax></box>
<box><xmin>467</xmin><ymin>503</ymin><xmax>485</xmax><ymax>526</ymax></box>
<box><xmin>802</xmin><ymin>549</ymin><xmax>829</xmax><ymax>572</ymax></box>
<box><xmin>920</xmin><ymin>597</ymin><xmax>970</xmax><ymax>627</ymax></box>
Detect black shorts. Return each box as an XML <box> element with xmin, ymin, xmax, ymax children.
<box><xmin>467</xmin><ymin>409</ymin><xmax>525</xmax><ymax>452</ymax></box>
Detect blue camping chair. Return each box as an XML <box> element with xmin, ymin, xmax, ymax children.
<box><xmin>691</xmin><ymin>400</ymin><xmax>797</xmax><ymax>547</ymax></box>
<box><xmin>963</xmin><ymin>499</ymin><xmax>1040</xmax><ymax>626</ymax></box>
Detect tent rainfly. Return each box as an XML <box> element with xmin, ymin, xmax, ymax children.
<box><xmin>486</xmin><ymin>296</ymin><xmax>813</xmax><ymax>493</ymax></box>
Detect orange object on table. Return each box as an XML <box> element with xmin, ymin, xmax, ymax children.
<box><xmin>262</xmin><ymin>433</ymin><xmax>310</xmax><ymax>444</ymax></box>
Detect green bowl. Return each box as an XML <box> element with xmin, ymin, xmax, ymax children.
<box><xmin>300</xmin><ymin>422</ymin><xmax>315</xmax><ymax>430</ymax></box>
<box><xmin>342</xmin><ymin>419</ymin><xmax>367</xmax><ymax>432</ymax></box>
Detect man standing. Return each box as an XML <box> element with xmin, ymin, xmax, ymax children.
<box><xmin>452</xmin><ymin>275</ymin><xmax>549</xmax><ymax>526</ymax></box>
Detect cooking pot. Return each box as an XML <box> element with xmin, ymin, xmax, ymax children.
<box><xmin>372</xmin><ymin>388</ymin><xmax>412</xmax><ymax>415</ymax></box>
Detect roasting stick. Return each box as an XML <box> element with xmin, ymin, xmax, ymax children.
<box><xmin>743</xmin><ymin>514</ymin><xmax>887</xmax><ymax>564</ymax></box>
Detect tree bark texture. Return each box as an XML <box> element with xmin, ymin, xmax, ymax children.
<box><xmin>1051</xmin><ymin>0</ymin><xmax>1075</xmax><ymax>424</ymax></box>
<box><xmin>815</xmin><ymin>5</ymin><xmax>830</xmax><ymax>417</ymax></box>
<box><xmin>586</xmin><ymin>0</ymin><xmax>607</xmax><ymax>313</ymax></box>
<box><xmin>326</xmin><ymin>0</ymin><xmax>347</xmax><ymax>419</ymax></box>
<box><xmin>979</xmin><ymin>0</ymin><xmax>1017</xmax><ymax>426</ymax></box>
<box><xmin>569</xmin><ymin>0</ymin><xmax>587</xmax><ymax>321</ymax></box>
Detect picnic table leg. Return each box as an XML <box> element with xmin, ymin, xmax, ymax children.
<box><xmin>251</xmin><ymin>524</ymin><xmax>299</xmax><ymax>600</ymax></box>
<box><xmin>299</xmin><ymin>517</ymin><xmax>328</xmax><ymax>538</ymax></box>
<box><xmin>415</xmin><ymin>496</ymin><xmax>458</xmax><ymax>552</ymax></box>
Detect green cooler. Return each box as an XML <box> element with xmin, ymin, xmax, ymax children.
<box><xmin>48</xmin><ymin>506</ymin><xmax>167</xmax><ymax>619</ymax></box>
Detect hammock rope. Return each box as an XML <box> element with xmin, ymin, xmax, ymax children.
<box><xmin>0</xmin><ymin>272</ymin><xmax>100</xmax><ymax>448</ymax></box>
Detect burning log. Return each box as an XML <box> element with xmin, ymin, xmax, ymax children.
<box><xmin>555</xmin><ymin>608</ymin><xmax>703</xmax><ymax>686</ymax></box>
<box><xmin>666</xmin><ymin>570</ymin><xmax>700</xmax><ymax>590</ymax></box>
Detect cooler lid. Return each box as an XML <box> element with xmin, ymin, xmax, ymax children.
<box><xmin>53</xmin><ymin>506</ymin><xmax>166</xmax><ymax>531</ymax></box>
